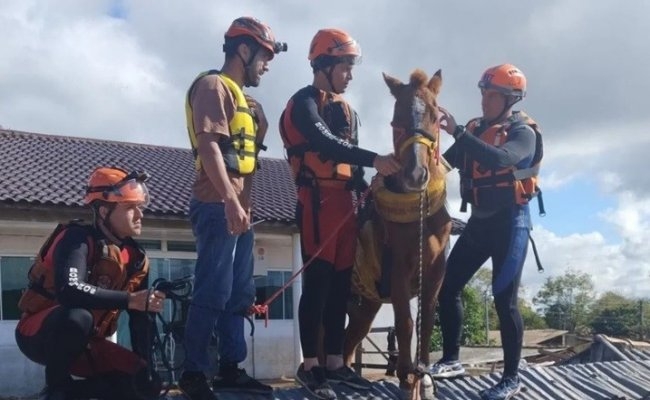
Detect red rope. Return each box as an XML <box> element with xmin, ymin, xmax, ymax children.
<box><xmin>251</xmin><ymin>187</ymin><xmax>372</xmax><ymax>326</ymax></box>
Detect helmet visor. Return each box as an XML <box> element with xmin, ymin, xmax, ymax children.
<box><xmin>330</xmin><ymin>39</ymin><xmax>362</xmax><ymax>59</ymax></box>
<box><xmin>113</xmin><ymin>179</ymin><xmax>150</xmax><ymax>206</ymax></box>
<box><xmin>86</xmin><ymin>171</ymin><xmax>150</xmax><ymax>206</ymax></box>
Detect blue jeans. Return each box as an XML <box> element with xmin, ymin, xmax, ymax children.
<box><xmin>183</xmin><ymin>199</ymin><xmax>255</xmax><ymax>372</ymax></box>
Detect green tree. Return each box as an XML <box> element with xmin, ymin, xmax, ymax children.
<box><xmin>520</xmin><ymin>298</ymin><xmax>547</xmax><ymax>329</ymax></box>
<box><xmin>469</xmin><ymin>267</ymin><xmax>498</xmax><ymax>335</ymax></box>
<box><xmin>590</xmin><ymin>292</ymin><xmax>643</xmax><ymax>339</ymax></box>
<box><xmin>469</xmin><ymin>267</ymin><xmax>546</xmax><ymax>333</ymax></box>
<box><xmin>533</xmin><ymin>270</ymin><xmax>595</xmax><ymax>333</ymax></box>
<box><xmin>430</xmin><ymin>286</ymin><xmax>486</xmax><ymax>351</ymax></box>
<box><xmin>461</xmin><ymin>285</ymin><xmax>486</xmax><ymax>345</ymax></box>
<box><xmin>641</xmin><ymin>298</ymin><xmax>650</xmax><ymax>340</ymax></box>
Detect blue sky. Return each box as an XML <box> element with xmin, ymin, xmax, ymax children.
<box><xmin>108</xmin><ymin>0</ymin><xmax>127</xmax><ymax>20</ymax></box>
<box><xmin>539</xmin><ymin>179</ymin><xmax>617</xmax><ymax>240</ymax></box>
<box><xmin>1</xmin><ymin>0</ymin><xmax>649</xmax><ymax>303</ymax></box>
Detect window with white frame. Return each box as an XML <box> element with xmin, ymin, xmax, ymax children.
<box><xmin>255</xmin><ymin>270</ymin><xmax>293</xmax><ymax>320</ymax></box>
<box><xmin>116</xmin><ymin>257</ymin><xmax>196</xmax><ymax>350</ymax></box>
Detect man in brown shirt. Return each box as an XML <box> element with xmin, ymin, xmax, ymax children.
<box><xmin>179</xmin><ymin>17</ymin><xmax>287</xmax><ymax>400</ymax></box>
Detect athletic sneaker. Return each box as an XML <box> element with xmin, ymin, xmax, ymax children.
<box><xmin>326</xmin><ymin>366</ymin><xmax>372</xmax><ymax>390</ymax></box>
<box><xmin>178</xmin><ymin>371</ymin><xmax>218</xmax><ymax>400</ymax></box>
<box><xmin>295</xmin><ymin>363</ymin><xmax>337</xmax><ymax>400</ymax></box>
<box><xmin>428</xmin><ymin>359</ymin><xmax>466</xmax><ymax>378</ymax></box>
<box><xmin>479</xmin><ymin>376</ymin><xmax>522</xmax><ymax>400</ymax></box>
<box><xmin>212</xmin><ymin>368</ymin><xmax>272</xmax><ymax>395</ymax></box>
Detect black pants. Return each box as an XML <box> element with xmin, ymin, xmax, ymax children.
<box><xmin>15</xmin><ymin>306</ymin><xmax>160</xmax><ymax>399</ymax></box>
<box><xmin>438</xmin><ymin>206</ymin><xmax>530</xmax><ymax>377</ymax></box>
<box><xmin>298</xmin><ymin>259</ymin><xmax>352</xmax><ymax>358</ymax></box>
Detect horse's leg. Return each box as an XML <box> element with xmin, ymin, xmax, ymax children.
<box><xmin>344</xmin><ymin>297</ymin><xmax>381</xmax><ymax>367</ymax></box>
<box><xmin>419</xmin><ymin>245</ymin><xmax>447</xmax><ymax>367</ymax></box>
<box><xmin>389</xmin><ymin>237</ymin><xmax>415</xmax><ymax>390</ymax></box>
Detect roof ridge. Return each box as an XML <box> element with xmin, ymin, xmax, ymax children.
<box><xmin>0</xmin><ymin>128</ymin><xmax>286</xmax><ymax>161</ymax></box>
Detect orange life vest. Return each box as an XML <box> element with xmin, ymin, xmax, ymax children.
<box><xmin>460</xmin><ymin>111</ymin><xmax>544</xmax><ymax>212</ymax></box>
<box><xmin>18</xmin><ymin>221</ymin><xmax>149</xmax><ymax>337</ymax></box>
<box><xmin>279</xmin><ymin>89</ymin><xmax>359</xmax><ymax>189</ymax></box>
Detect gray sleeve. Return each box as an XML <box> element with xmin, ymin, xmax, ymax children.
<box><xmin>456</xmin><ymin>123</ymin><xmax>536</xmax><ymax>168</ymax></box>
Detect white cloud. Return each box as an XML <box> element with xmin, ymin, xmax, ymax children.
<box><xmin>522</xmin><ymin>198</ymin><xmax>650</xmax><ymax>302</ymax></box>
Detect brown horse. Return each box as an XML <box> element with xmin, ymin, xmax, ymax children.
<box><xmin>344</xmin><ymin>69</ymin><xmax>452</xmax><ymax>399</ymax></box>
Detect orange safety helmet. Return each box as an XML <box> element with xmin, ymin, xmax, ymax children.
<box><xmin>224</xmin><ymin>17</ymin><xmax>287</xmax><ymax>58</ymax></box>
<box><xmin>84</xmin><ymin>167</ymin><xmax>150</xmax><ymax>206</ymax></box>
<box><xmin>308</xmin><ymin>28</ymin><xmax>362</xmax><ymax>68</ymax></box>
<box><xmin>478</xmin><ymin>64</ymin><xmax>527</xmax><ymax>98</ymax></box>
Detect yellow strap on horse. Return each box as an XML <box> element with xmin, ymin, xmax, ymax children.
<box><xmin>373</xmin><ymin>176</ymin><xmax>446</xmax><ymax>223</ymax></box>
<box><xmin>397</xmin><ymin>135</ymin><xmax>436</xmax><ymax>158</ymax></box>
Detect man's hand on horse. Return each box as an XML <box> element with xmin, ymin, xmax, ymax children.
<box><xmin>374</xmin><ymin>154</ymin><xmax>401</xmax><ymax>176</ymax></box>
<box><xmin>437</xmin><ymin>106</ymin><xmax>457</xmax><ymax>134</ymax></box>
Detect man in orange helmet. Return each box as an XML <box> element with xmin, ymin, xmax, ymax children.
<box><xmin>179</xmin><ymin>16</ymin><xmax>286</xmax><ymax>400</ymax></box>
<box><xmin>430</xmin><ymin>64</ymin><xmax>543</xmax><ymax>400</ymax></box>
<box><xmin>15</xmin><ymin>166</ymin><xmax>164</xmax><ymax>400</ymax></box>
<box><xmin>279</xmin><ymin>28</ymin><xmax>400</xmax><ymax>399</ymax></box>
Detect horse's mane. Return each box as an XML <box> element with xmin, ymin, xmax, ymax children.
<box><xmin>409</xmin><ymin>69</ymin><xmax>436</xmax><ymax>106</ymax></box>
<box><xmin>409</xmin><ymin>69</ymin><xmax>428</xmax><ymax>89</ymax></box>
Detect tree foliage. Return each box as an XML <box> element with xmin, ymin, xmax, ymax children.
<box><xmin>532</xmin><ymin>270</ymin><xmax>595</xmax><ymax>333</ymax></box>
<box><xmin>429</xmin><ymin>268</ymin><xmax>648</xmax><ymax>351</ymax></box>
<box><xmin>430</xmin><ymin>285</ymin><xmax>486</xmax><ymax>351</ymax></box>
<box><xmin>589</xmin><ymin>292</ymin><xmax>645</xmax><ymax>339</ymax></box>
<box><xmin>520</xmin><ymin>299</ymin><xmax>547</xmax><ymax>329</ymax></box>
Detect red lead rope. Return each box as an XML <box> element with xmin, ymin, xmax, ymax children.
<box><xmin>249</xmin><ymin>187</ymin><xmax>372</xmax><ymax>327</ymax></box>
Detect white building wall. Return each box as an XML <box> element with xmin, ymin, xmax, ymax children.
<box><xmin>0</xmin><ymin>223</ymin><xmax>302</xmax><ymax>394</ymax></box>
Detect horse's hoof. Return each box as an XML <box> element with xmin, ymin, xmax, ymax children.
<box><xmin>420</xmin><ymin>374</ymin><xmax>435</xmax><ymax>400</ymax></box>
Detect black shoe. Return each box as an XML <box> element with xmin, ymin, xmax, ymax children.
<box><xmin>212</xmin><ymin>368</ymin><xmax>273</xmax><ymax>395</ymax></box>
<box><xmin>479</xmin><ymin>375</ymin><xmax>522</xmax><ymax>400</ymax></box>
<box><xmin>179</xmin><ymin>371</ymin><xmax>219</xmax><ymax>400</ymax></box>
<box><xmin>295</xmin><ymin>364</ymin><xmax>337</xmax><ymax>400</ymax></box>
<box><xmin>326</xmin><ymin>366</ymin><xmax>372</xmax><ymax>390</ymax></box>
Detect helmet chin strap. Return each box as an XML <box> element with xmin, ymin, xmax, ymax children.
<box><xmin>487</xmin><ymin>96</ymin><xmax>521</xmax><ymax>125</ymax></box>
<box><xmin>323</xmin><ymin>65</ymin><xmax>340</xmax><ymax>94</ymax></box>
<box><xmin>94</xmin><ymin>205</ymin><xmax>124</xmax><ymax>244</ymax></box>
<box><xmin>236</xmin><ymin>47</ymin><xmax>259</xmax><ymax>87</ymax></box>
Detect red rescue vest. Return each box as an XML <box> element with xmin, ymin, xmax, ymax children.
<box><xmin>18</xmin><ymin>221</ymin><xmax>149</xmax><ymax>337</ymax></box>
<box><xmin>279</xmin><ymin>89</ymin><xmax>359</xmax><ymax>189</ymax></box>
<box><xmin>460</xmin><ymin>111</ymin><xmax>544</xmax><ymax>213</ymax></box>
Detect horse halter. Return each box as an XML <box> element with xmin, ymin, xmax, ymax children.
<box><xmin>391</xmin><ymin>95</ymin><xmax>441</xmax><ymax>162</ymax></box>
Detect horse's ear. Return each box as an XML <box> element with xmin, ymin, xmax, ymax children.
<box><xmin>383</xmin><ymin>72</ymin><xmax>403</xmax><ymax>97</ymax></box>
<box><xmin>428</xmin><ymin>69</ymin><xmax>442</xmax><ymax>95</ymax></box>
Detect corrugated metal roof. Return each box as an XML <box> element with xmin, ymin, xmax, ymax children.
<box><xmin>164</xmin><ymin>360</ymin><xmax>650</xmax><ymax>399</ymax></box>
<box><xmin>560</xmin><ymin>334</ymin><xmax>650</xmax><ymax>365</ymax></box>
<box><xmin>435</xmin><ymin>360</ymin><xmax>650</xmax><ymax>399</ymax></box>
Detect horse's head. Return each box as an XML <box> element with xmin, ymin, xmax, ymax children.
<box><xmin>383</xmin><ymin>69</ymin><xmax>443</xmax><ymax>193</ymax></box>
